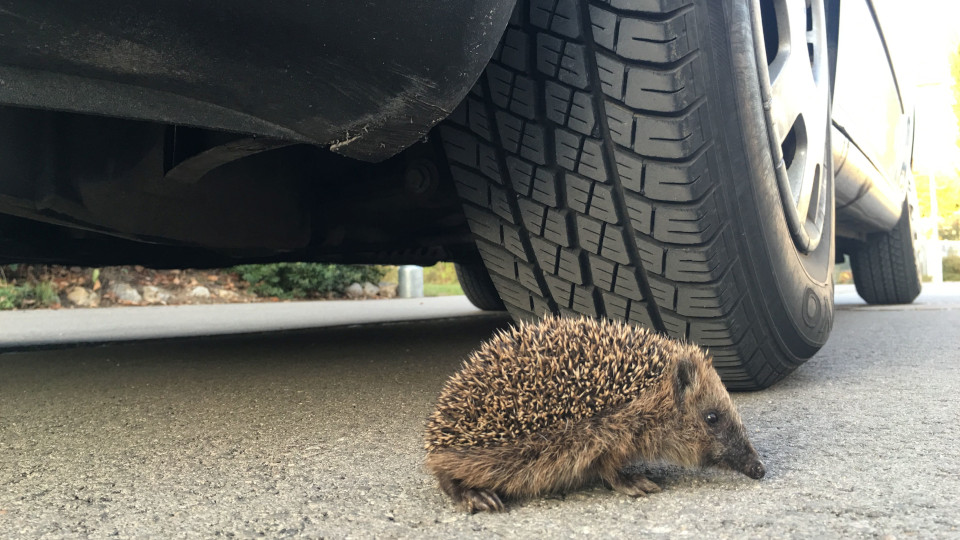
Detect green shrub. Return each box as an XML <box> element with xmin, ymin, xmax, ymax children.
<box><xmin>234</xmin><ymin>263</ymin><xmax>386</xmax><ymax>299</ymax></box>
<box><xmin>943</xmin><ymin>255</ymin><xmax>960</xmax><ymax>282</ymax></box>
<box><xmin>30</xmin><ymin>281</ymin><xmax>60</xmax><ymax>306</ymax></box>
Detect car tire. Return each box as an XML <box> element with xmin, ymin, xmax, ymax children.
<box><xmin>456</xmin><ymin>261</ymin><xmax>507</xmax><ymax>311</ymax></box>
<box><xmin>850</xmin><ymin>189</ymin><xmax>922</xmax><ymax>304</ymax></box>
<box><xmin>438</xmin><ymin>0</ymin><xmax>835</xmax><ymax>389</ymax></box>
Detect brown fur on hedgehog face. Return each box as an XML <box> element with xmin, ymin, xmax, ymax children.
<box><xmin>657</xmin><ymin>349</ymin><xmax>766</xmax><ymax>480</ymax></box>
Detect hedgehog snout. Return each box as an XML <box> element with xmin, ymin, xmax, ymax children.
<box><xmin>710</xmin><ymin>427</ymin><xmax>765</xmax><ymax>480</ymax></box>
<box><xmin>731</xmin><ymin>442</ymin><xmax>765</xmax><ymax>480</ymax></box>
<box><xmin>744</xmin><ymin>460</ymin><xmax>765</xmax><ymax>480</ymax></box>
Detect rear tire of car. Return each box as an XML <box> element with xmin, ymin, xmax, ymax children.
<box><xmin>438</xmin><ymin>0</ymin><xmax>835</xmax><ymax>389</ymax></box>
<box><xmin>850</xmin><ymin>194</ymin><xmax>922</xmax><ymax>304</ymax></box>
<box><xmin>456</xmin><ymin>261</ymin><xmax>507</xmax><ymax>311</ymax></box>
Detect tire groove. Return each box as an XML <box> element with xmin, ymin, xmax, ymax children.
<box><xmin>481</xmin><ymin>70</ymin><xmax>561</xmax><ymax>316</ymax></box>
<box><xmin>578</xmin><ymin>0</ymin><xmax>667</xmax><ymax>333</ymax></box>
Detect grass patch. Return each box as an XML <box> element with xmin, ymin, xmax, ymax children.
<box><xmin>424</xmin><ymin>283</ymin><xmax>464</xmax><ymax>297</ymax></box>
<box><xmin>944</xmin><ymin>255</ymin><xmax>960</xmax><ymax>282</ymax></box>
<box><xmin>0</xmin><ymin>280</ymin><xmax>60</xmax><ymax>310</ymax></box>
<box><xmin>382</xmin><ymin>262</ymin><xmax>464</xmax><ymax>296</ymax></box>
<box><xmin>423</xmin><ymin>262</ymin><xmax>460</xmax><ymax>285</ymax></box>
<box><xmin>382</xmin><ymin>262</ymin><xmax>461</xmax><ymax>287</ymax></box>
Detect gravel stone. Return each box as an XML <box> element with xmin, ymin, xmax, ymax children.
<box><xmin>344</xmin><ymin>282</ymin><xmax>364</xmax><ymax>299</ymax></box>
<box><xmin>189</xmin><ymin>286</ymin><xmax>211</xmax><ymax>298</ymax></box>
<box><xmin>108</xmin><ymin>282</ymin><xmax>142</xmax><ymax>303</ymax></box>
<box><xmin>65</xmin><ymin>286</ymin><xmax>100</xmax><ymax>308</ymax></box>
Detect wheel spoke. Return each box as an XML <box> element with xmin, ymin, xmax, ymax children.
<box><xmin>768</xmin><ymin>52</ymin><xmax>814</xmax><ymax>147</ymax></box>
<box><xmin>760</xmin><ymin>0</ymin><xmax>829</xmax><ymax>251</ymax></box>
<box><xmin>790</xmin><ymin>0</ymin><xmax>828</xmax><ymax>225</ymax></box>
<box><xmin>768</xmin><ymin>0</ymin><xmax>818</xmax><ymax>148</ymax></box>
<box><xmin>784</xmin><ymin>0</ymin><xmax>810</xmax><ymax>55</ymax></box>
<box><xmin>794</xmin><ymin>98</ymin><xmax>827</xmax><ymax>221</ymax></box>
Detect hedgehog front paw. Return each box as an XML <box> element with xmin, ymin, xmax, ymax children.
<box><xmin>462</xmin><ymin>488</ymin><xmax>505</xmax><ymax>513</ymax></box>
<box><xmin>434</xmin><ymin>472</ymin><xmax>505</xmax><ymax>513</ymax></box>
<box><xmin>607</xmin><ymin>470</ymin><xmax>661</xmax><ymax>497</ymax></box>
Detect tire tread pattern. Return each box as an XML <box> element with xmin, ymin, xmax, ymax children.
<box><xmin>440</xmin><ymin>0</ymin><xmax>794</xmax><ymax>388</ymax></box>
<box><xmin>850</xmin><ymin>201</ymin><xmax>922</xmax><ymax>304</ymax></box>
<box><xmin>456</xmin><ymin>262</ymin><xmax>508</xmax><ymax>311</ymax></box>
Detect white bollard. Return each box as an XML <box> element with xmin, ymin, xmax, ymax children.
<box><xmin>398</xmin><ymin>265</ymin><xmax>424</xmax><ymax>298</ymax></box>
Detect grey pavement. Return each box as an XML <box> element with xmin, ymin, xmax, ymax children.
<box><xmin>1</xmin><ymin>286</ymin><xmax>959</xmax><ymax>538</ymax></box>
<box><xmin>2</xmin><ymin>283</ymin><xmax>958</xmax><ymax>349</ymax></box>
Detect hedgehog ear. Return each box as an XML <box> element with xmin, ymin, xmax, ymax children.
<box><xmin>675</xmin><ymin>357</ymin><xmax>698</xmax><ymax>404</ymax></box>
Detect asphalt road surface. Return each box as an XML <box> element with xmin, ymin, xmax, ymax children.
<box><xmin>1</xmin><ymin>284</ymin><xmax>959</xmax><ymax>538</ymax></box>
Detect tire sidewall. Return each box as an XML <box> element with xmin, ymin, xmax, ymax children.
<box><xmin>705</xmin><ymin>0</ymin><xmax>835</xmax><ymax>358</ymax></box>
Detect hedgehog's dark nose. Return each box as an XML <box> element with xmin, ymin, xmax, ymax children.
<box><xmin>746</xmin><ymin>461</ymin><xmax>766</xmax><ymax>480</ymax></box>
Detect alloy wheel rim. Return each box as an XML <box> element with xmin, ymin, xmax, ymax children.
<box><xmin>751</xmin><ymin>0</ymin><xmax>830</xmax><ymax>253</ymax></box>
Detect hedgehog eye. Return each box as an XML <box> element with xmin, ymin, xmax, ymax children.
<box><xmin>705</xmin><ymin>412</ymin><xmax>719</xmax><ymax>425</ymax></box>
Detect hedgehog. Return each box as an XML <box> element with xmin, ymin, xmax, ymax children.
<box><xmin>423</xmin><ymin>316</ymin><xmax>765</xmax><ymax>512</ymax></box>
